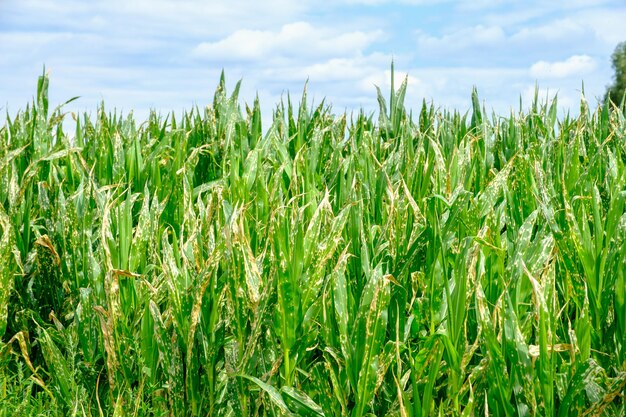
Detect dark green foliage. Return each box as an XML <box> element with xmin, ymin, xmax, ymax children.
<box><xmin>605</xmin><ymin>41</ymin><xmax>626</xmax><ymax>107</ymax></box>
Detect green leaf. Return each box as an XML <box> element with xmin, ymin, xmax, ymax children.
<box><xmin>239</xmin><ymin>375</ymin><xmax>293</xmax><ymax>416</ymax></box>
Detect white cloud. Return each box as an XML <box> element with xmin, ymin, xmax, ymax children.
<box><xmin>338</xmin><ymin>0</ymin><xmax>452</xmax><ymax>5</ymax></box>
<box><xmin>359</xmin><ymin>70</ymin><xmax>421</xmax><ymax>93</ymax></box>
<box><xmin>1</xmin><ymin>0</ymin><xmax>620</xmax><ymax>124</ymax></box>
<box><xmin>417</xmin><ymin>19</ymin><xmax>596</xmax><ymax>55</ymax></box>
<box><xmin>573</xmin><ymin>8</ymin><xmax>626</xmax><ymax>45</ymax></box>
<box><xmin>417</xmin><ymin>25</ymin><xmax>506</xmax><ymax>51</ymax></box>
<box><xmin>564</xmin><ymin>0</ymin><xmax>615</xmax><ymax>7</ymax></box>
<box><xmin>405</xmin><ymin>67</ymin><xmax>528</xmax><ymax>111</ymax></box>
<box><xmin>483</xmin><ymin>9</ymin><xmax>553</xmax><ymax>27</ymax></box>
<box><xmin>510</xmin><ymin>18</ymin><xmax>588</xmax><ymax>42</ymax></box>
<box><xmin>193</xmin><ymin>22</ymin><xmax>384</xmax><ymax>61</ymax></box>
<box><xmin>521</xmin><ymin>85</ymin><xmax>578</xmax><ymax>111</ymax></box>
<box><xmin>456</xmin><ymin>0</ymin><xmax>511</xmax><ymax>11</ymax></box>
<box><xmin>1</xmin><ymin>0</ymin><xmax>309</xmax><ymax>38</ymax></box>
<box><xmin>530</xmin><ymin>55</ymin><xmax>596</xmax><ymax>79</ymax></box>
<box><xmin>260</xmin><ymin>53</ymin><xmax>392</xmax><ymax>82</ymax></box>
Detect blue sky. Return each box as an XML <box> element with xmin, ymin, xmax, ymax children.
<box><xmin>1</xmin><ymin>0</ymin><xmax>625</xmax><ymax>124</ymax></box>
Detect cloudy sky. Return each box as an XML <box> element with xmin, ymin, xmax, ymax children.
<box><xmin>1</xmin><ymin>0</ymin><xmax>625</xmax><ymax>124</ymax></box>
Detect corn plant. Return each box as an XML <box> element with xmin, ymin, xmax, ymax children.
<box><xmin>0</xmin><ymin>68</ymin><xmax>625</xmax><ymax>416</ymax></box>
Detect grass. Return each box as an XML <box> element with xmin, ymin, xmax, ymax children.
<box><xmin>0</xmin><ymin>68</ymin><xmax>625</xmax><ymax>416</ymax></box>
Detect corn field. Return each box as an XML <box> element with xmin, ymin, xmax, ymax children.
<box><xmin>1</xmin><ymin>70</ymin><xmax>625</xmax><ymax>416</ymax></box>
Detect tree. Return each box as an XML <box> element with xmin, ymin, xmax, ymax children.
<box><xmin>604</xmin><ymin>41</ymin><xmax>626</xmax><ymax>106</ymax></box>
